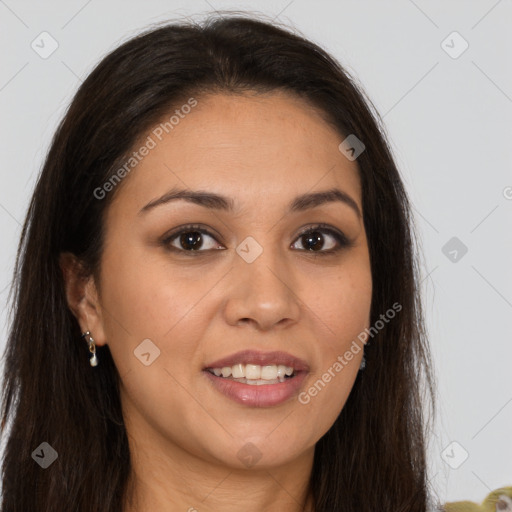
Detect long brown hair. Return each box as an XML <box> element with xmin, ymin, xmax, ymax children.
<box><xmin>0</xmin><ymin>12</ymin><xmax>438</xmax><ymax>511</ymax></box>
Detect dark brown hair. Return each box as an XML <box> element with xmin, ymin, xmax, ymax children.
<box><xmin>1</xmin><ymin>12</ymin><xmax>438</xmax><ymax>512</ymax></box>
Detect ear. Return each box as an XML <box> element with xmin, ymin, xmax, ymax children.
<box><xmin>59</xmin><ymin>252</ymin><xmax>107</xmax><ymax>346</ymax></box>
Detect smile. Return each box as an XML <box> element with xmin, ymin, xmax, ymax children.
<box><xmin>207</xmin><ymin>363</ymin><xmax>295</xmax><ymax>385</ymax></box>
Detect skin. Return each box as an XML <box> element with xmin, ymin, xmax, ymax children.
<box><xmin>61</xmin><ymin>90</ymin><xmax>373</xmax><ymax>512</ymax></box>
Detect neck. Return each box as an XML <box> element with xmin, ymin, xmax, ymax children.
<box><xmin>121</xmin><ymin>418</ymin><xmax>315</xmax><ymax>512</ymax></box>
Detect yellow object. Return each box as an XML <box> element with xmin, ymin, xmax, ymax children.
<box><xmin>443</xmin><ymin>486</ymin><xmax>512</xmax><ymax>512</ymax></box>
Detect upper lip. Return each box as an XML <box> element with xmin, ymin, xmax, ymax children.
<box><xmin>204</xmin><ymin>350</ymin><xmax>310</xmax><ymax>372</ymax></box>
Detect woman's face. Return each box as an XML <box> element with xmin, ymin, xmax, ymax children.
<box><xmin>88</xmin><ymin>91</ymin><xmax>372</xmax><ymax>469</ymax></box>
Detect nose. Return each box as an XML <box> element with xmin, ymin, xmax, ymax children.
<box><xmin>223</xmin><ymin>242</ymin><xmax>301</xmax><ymax>332</ymax></box>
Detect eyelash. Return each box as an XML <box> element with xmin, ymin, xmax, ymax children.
<box><xmin>161</xmin><ymin>223</ymin><xmax>353</xmax><ymax>257</ymax></box>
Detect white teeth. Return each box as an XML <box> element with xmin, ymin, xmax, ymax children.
<box><xmin>232</xmin><ymin>363</ymin><xmax>244</xmax><ymax>378</ymax></box>
<box><xmin>230</xmin><ymin>377</ymin><xmax>283</xmax><ymax>385</ymax></box>
<box><xmin>261</xmin><ymin>365</ymin><xmax>277</xmax><ymax>380</ymax></box>
<box><xmin>276</xmin><ymin>365</ymin><xmax>287</xmax><ymax>378</ymax></box>
<box><xmin>208</xmin><ymin>363</ymin><xmax>295</xmax><ymax>381</ymax></box>
<box><xmin>245</xmin><ymin>364</ymin><xmax>261</xmax><ymax>380</ymax></box>
<box><xmin>246</xmin><ymin>378</ymin><xmax>280</xmax><ymax>385</ymax></box>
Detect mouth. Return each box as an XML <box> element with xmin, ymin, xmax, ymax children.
<box><xmin>205</xmin><ymin>363</ymin><xmax>296</xmax><ymax>385</ymax></box>
<box><xmin>203</xmin><ymin>349</ymin><xmax>309</xmax><ymax>384</ymax></box>
<box><xmin>202</xmin><ymin>350</ymin><xmax>309</xmax><ymax>407</ymax></box>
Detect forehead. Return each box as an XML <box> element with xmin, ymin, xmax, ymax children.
<box><xmin>109</xmin><ymin>91</ymin><xmax>362</xmax><ymax>217</ymax></box>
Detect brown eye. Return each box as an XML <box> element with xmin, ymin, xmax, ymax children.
<box><xmin>178</xmin><ymin>231</ymin><xmax>204</xmax><ymax>251</ymax></box>
<box><xmin>291</xmin><ymin>224</ymin><xmax>352</xmax><ymax>254</ymax></box>
<box><xmin>162</xmin><ymin>224</ymin><xmax>224</xmax><ymax>254</ymax></box>
<box><xmin>161</xmin><ymin>223</ymin><xmax>352</xmax><ymax>256</ymax></box>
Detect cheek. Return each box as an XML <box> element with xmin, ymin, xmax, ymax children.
<box><xmin>310</xmin><ymin>260</ymin><xmax>372</xmax><ymax>343</ymax></box>
<box><xmin>301</xmin><ymin>261</ymin><xmax>371</xmax><ymax>408</ymax></box>
<box><xmin>96</xmin><ymin>246</ymin><xmax>172</xmax><ymax>369</ymax></box>
<box><xmin>97</xmin><ymin>249</ymin><xmax>207</xmax><ymax>423</ymax></box>
<box><xmin>99</xmin><ymin>242</ymin><xmax>192</xmax><ymax>332</ymax></box>
<box><xmin>98</xmin><ymin>244</ymin><xmax>220</xmax><ymax>376</ymax></box>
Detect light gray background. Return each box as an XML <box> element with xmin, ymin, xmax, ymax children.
<box><xmin>0</xmin><ymin>0</ymin><xmax>511</xmax><ymax>505</ymax></box>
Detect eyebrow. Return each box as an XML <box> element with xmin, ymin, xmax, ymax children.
<box><xmin>138</xmin><ymin>186</ymin><xmax>361</xmax><ymax>218</ymax></box>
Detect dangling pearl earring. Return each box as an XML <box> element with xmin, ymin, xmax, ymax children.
<box><xmin>81</xmin><ymin>331</ymin><xmax>98</xmax><ymax>367</ymax></box>
<box><xmin>359</xmin><ymin>341</ymin><xmax>369</xmax><ymax>371</ymax></box>
<box><xmin>359</xmin><ymin>338</ymin><xmax>371</xmax><ymax>371</ymax></box>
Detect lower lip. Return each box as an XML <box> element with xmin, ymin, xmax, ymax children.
<box><xmin>203</xmin><ymin>370</ymin><xmax>308</xmax><ymax>407</ymax></box>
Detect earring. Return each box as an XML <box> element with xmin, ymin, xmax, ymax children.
<box><xmin>359</xmin><ymin>339</ymin><xmax>370</xmax><ymax>371</ymax></box>
<box><xmin>81</xmin><ymin>331</ymin><xmax>98</xmax><ymax>367</ymax></box>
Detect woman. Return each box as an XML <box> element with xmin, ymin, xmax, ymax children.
<box><xmin>1</xmin><ymin>13</ymin><xmax>440</xmax><ymax>512</ymax></box>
